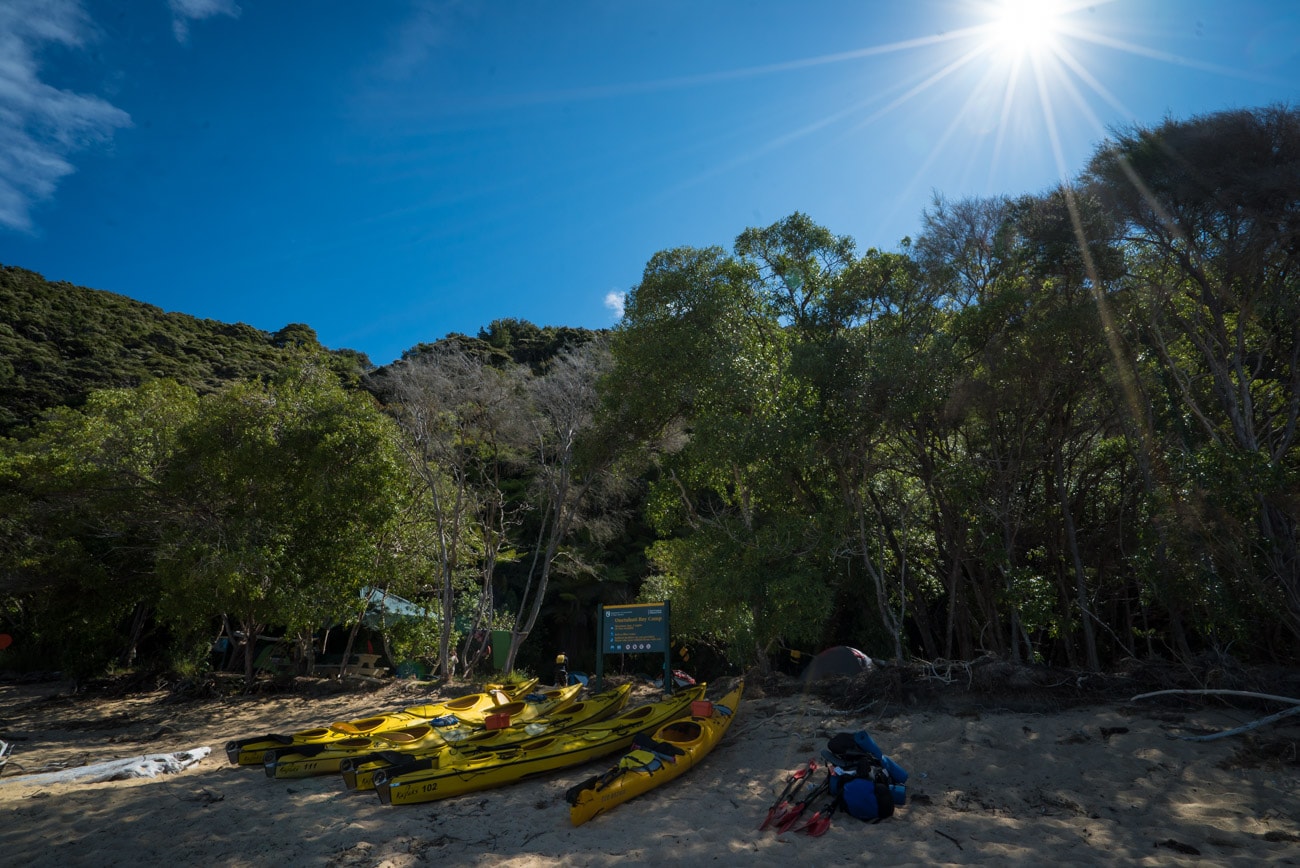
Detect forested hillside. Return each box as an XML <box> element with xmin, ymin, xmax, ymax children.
<box><xmin>1</xmin><ymin>105</ymin><xmax>1297</xmax><ymax>686</ymax></box>
<box><xmin>0</xmin><ymin>265</ymin><xmax>369</xmax><ymax>436</ymax></box>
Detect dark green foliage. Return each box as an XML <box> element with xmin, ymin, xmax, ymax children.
<box><xmin>0</xmin><ymin>265</ymin><xmax>371</xmax><ymax>437</ymax></box>
<box><xmin>0</xmin><ymin>381</ymin><xmax>200</xmax><ymax>675</ymax></box>
<box><xmin>399</xmin><ymin>319</ymin><xmax>602</xmax><ymax>374</ymax></box>
<box><xmin>605</xmin><ymin>106</ymin><xmax>1300</xmax><ymax>670</ymax></box>
<box><xmin>1084</xmin><ymin>105</ymin><xmax>1300</xmax><ymax>645</ymax></box>
<box><xmin>0</xmin><ymin>370</ymin><xmax>415</xmax><ymax>682</ymax></box>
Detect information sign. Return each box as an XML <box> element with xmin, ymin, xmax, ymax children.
<box><xmin>602</xmin><ymin>602</ymin><xmax>668</xmax><ymax>653</ymax></box>
<box><xmin>595</xmin><ymin>601</ymin><xmax>673</xmax><ymax>692</ymax></box>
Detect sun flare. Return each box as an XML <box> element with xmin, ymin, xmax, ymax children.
<box><xmin>988</xmin><ymin>0</ymin><xmax>1066</xmax><ymax>59</ymax></box>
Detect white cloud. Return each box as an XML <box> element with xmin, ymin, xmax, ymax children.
<box><xmin>604</xmin><ymin>290</ymin><xmax>627</xmax><ymax>320</ymax></box>
<box><xmin>0</xmin><ymin>0</ymin><xmax>131</xmax><ymax>232</ymax></box>
<box><xmin>168</xmin><ymin>0</ymin><xmax>241</xmax><ymax>44</ymax></box>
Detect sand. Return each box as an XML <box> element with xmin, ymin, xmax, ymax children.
<box><xmin>1</xmin><ymin>665</ymin><xmax>1298</xmax><ymax>867</ymax></box>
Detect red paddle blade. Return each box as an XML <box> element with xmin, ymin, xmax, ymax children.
<box><xmin>802</xmin><ymin>815</ymin><xmax>833</xmax><ymax>837</ymax></box>
<box><xmin>799</xmin><ymin>801</ymin><xmax>838</xmax><ymax>836</ymax></box>
<box><xmin>775</xmin><ymin>803</ymin><xmax>810</xmax><ymax>833</ymax></box>
<box><xmin>758</xmin><ymin>803</ymin><xmax>786</xmax><ymax>831</ymax></box>
<box><xmin>758</xmin><ymin>760</ymin><xmax>818</xmax><ymax>830</ymax></box>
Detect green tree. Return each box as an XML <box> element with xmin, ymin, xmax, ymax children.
<box><xmin>608</xmin><ymin>240</ymin><xmax>834</xmax><ymax>667</ymax></box>
<box><xmin>157</xmin><ymin>362</ymin><xmax>409</xmax><ymax>684</ymax></box>
<box><xmin>1086</xmin><ymin>105</ymin><xmax>1300</xmax><ymax>645</ymax></box>
<box><xmin>0</xmin><ymin>380</ymin><xmax>198</xmax><ymax>675</ymax></box>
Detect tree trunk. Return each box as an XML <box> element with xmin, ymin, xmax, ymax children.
<box><xmin>856</xmin><ymin>508</ymin><xmax>904</xmax><ymax>662</ymax></box>
<box><xmin>242</xmin><ymin>625</ymin><xmax>257</xmax><ymax>688</ymax></box>
<box><xmin>1259</xmin><ymin>498</ymin><xmax>1300</xmax><ymax>641</ymax></box>
<box><xmin>1057</xmin><ymin>459</ymin><xmax>1101</xmax><ymax>671</ymax></box>
<box><xmin>340</xmin><ymin>612</ymin><xmax>365</xmax><ymax>682</ymax></box>
<box><xmin>119</xmin><ymin>602</ymin><xmax>149</xmax><ymax>668</ymax></box>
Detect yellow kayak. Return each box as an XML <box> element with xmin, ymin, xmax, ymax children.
<box><xmin>225</xmin><ymin>677</ymin><xmax>538</xmax><ymax>765</ymax></box>
<box><xmin>341</xmin><ymin>683</ymin><xmax>633</xmax><ymax>791</ymax></box>
<box><xmin>376</xmin><ymin>684</ymin><xmax>707</xmax><ymax>806</ymax></box>
<box><xmin>327</xmin><ymin>678</ymin><xmax>546</xmax><ymax>735</ymax></box>
<box><xmin>567</xmin><ymin>680</ymin><xmax>742</xmax><ymax>826</ymax></box>
<box><xmin>264</xmin><ymin>683</ymin><xmax>582</xmax><ymax>779</ymax></box>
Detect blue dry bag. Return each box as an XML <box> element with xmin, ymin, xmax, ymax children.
<box><xmin>825</xmin><ymin>730</ymin><xmax>910</xmax><ymax>821</ymax></box>
<box><xmin>849</xmin><ymin>730</ymin><xmax>910</xmax><ymax>784</ymax></box>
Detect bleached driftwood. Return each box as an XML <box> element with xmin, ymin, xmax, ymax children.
<box><xmin>1131</xmin><ymin>689</ymin><xmax>1300</xmax><ymax>706</ymax></box>
<box><xmin>1131</xmin><ymin>689</ymin><xmax>1300</xmax><ymax>742</ymax></box>
<box><xmin>0</xmin><ymin>747</ymin><xmax>211</xmax><ymax>786</ymax></box>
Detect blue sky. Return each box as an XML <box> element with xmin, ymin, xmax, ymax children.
<box><xmin>2</xmin><ymin>0</ymin><xmax>1297</xmax><ymax>366</ymax></box>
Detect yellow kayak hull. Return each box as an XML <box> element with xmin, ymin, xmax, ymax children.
<box><xmin>265</xmin><ymin>683</ymin><xmax>581</xmax><ymax>779</ymax></box>
<box><xmin>225</xmin><ymin>677</ymin><xmax>538</xmax><ymax>765</ymax></box>
<box><xmin>376</xmin><ymin>684</ymin><xmax>707</xmax><ymax>806</ymax></box>
<box><xmin>568</xmin><ymin>680</ymin><xmax>742</xmax><ymax>826</ymax></box>
<box><xmin>342</xmin><ymin>683</ymin><xmax>632</xmax><ymax>791</ymax></box>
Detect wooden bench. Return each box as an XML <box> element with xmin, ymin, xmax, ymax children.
<box><xmin>316</xmin><ymin>653</ymin><xmax>388</xmax><ymax>678</ymax></box>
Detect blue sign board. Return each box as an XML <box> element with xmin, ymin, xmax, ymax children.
<box><xmin>595</xmin><ymin>601</ymin><xmax>673</xmax><ymax>692</ymax></box>
<box><xmin>602</xmin><ymin>602</ymin><xmax>668</xmax><ymax>653</ymax></box>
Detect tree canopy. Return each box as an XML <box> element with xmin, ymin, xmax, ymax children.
<box><xmin>2</xmin><ymin>104</ymin><xmax>1298</xmax><ymax>682</ymax></box>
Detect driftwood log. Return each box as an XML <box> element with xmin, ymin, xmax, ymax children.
<box><xmin>1131</xmin><ymin>689</ymin><xmax>1300</xmax><ymax>741</ymax></box>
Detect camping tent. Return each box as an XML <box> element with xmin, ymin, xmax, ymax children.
<box><xmin>359</xmin><ymin>587</ymin><xmax>429</xmax><ymax>629</ymax></box>
<box><xmin>801</xmin><ymin>645</ymin><xmax>873</xmax><ymax>682</ymax></box>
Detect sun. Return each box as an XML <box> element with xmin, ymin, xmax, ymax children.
<box><xmin>987</xmin><ymin>0</ymin><xmax>1067</xmax><ymax>60</ymax></box>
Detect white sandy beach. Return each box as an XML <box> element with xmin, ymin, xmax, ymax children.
<box><xmin>1</xmin><ymin>665</ymin><xmax>1297</xmax><ymax>866</ymax></box>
